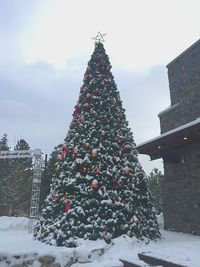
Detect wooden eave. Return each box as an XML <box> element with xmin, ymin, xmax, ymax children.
<box><xmin>136</xmin><ymin>119</ymin><xmax>200</xmax><ymax>160</ymax></box>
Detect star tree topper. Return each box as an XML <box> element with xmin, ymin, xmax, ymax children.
<box><xmin>92</xmin><ymin>32</ymin><xmax>107</xmax><ymax>44</ymax></box>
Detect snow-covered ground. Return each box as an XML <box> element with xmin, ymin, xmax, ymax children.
<box><xmin>0</xmin><ymin>215</ymin><xmax>200</xmax><ymax>267</ymax></box>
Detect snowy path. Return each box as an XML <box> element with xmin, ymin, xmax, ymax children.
<box><xmin>0</xmin><ymin>216</ymin><xmax>200</xmax><ymax>266</ymax></box>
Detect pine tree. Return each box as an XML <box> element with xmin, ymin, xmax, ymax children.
<box><xmin>147</xmin><ymin>168</ymin><xmax>163</xmax><ymax>214</ymax></box>
<box><xmin>35</xmin><ymin>41</ymin><xmax>160</xmax><ymax>246</ymax></box>
<box><xmin>6</xmin><ymin>139</ymin><xmax>32</xmax><ymax>216</ymax></box>
<box><xmin>0</xmin><ymin>134</ymin><xmax>10</xmax><ymax>151</ymax></box>
<box><xmin>40</xmin><ymin>144</ymin><xmax>63</xmax><ymax>208</ymax></box>
<box><xmin>0</xmin><ymin>134</ymin><xmax>10</xmax><ymax>215</ymax></box>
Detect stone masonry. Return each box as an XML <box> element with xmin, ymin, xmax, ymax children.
<box><xmin>159</xmin><ymin>39</ymin><xmax>200</xmax><ymax>234</ymax></box>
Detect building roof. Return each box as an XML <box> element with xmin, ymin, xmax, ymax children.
<box><xmin>166</xmin><ymin>38</ymin><xmax>200</xmax><ymax>68</ymax></box>
<box><xmin>136</xmin><ymin>118</ymin><xmax>200</xmax><ymax>160</ymax></box>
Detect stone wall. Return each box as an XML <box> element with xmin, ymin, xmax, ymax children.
<box><xmin>159</xmin><ymin>40</ymin><xmax>200</xmax><ymax>234</ymax></box>
<box><xmin>161</xmin><ymin>141</ymin><xmax>200</xmax><ymax>234</ymax></box>
<box><xmin>159</xmin><ymin>79</ymin><xmax>200</xmax><ymax>133</ymax></box>
<box><xmin>0</xmin><ymin>247</ymin><xmax>105</xmax><ymax>267</ymax></box>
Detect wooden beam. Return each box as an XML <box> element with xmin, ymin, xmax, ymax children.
<box><xmin>138</xmin><ymin>253</ymin><xmax>187</xmax><ymax>267</ymax></box>
<box><xmin>119</xmin><ymin>259</ymin><xmax>143</xmax><ymax>267</ymax></box>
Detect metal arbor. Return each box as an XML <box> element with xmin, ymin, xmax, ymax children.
<box><xmin>0</xmin><ymin>149</ymin><xmax>43</xmax><ymax>233</ymax></box>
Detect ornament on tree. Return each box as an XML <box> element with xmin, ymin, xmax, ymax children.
<box><xmin>60</xmin><ymin>146</ymin><xmax>69</xmax><ymax>160</ymax></box>
<box><xmin>73</xmin><ymin>147</ymin><xmax>78</xmax><ymax>154</ymax></box>
<box><xmin>118</xmin><ymin>196</ymin><xmax>122</xmax><ymax>202</ymax></box>
<box><xmin>91</xmin><ymin>179</ymin><xmax>99</xmax><ymax>189</ymax></box>
<box><xmin>113</xmin><ymin>156</ymin><xmax>120</xmax><ymax>162</ymax></box>
<box><xmin>117</xmin><ymin>181</ymin><xmax>124</xmax><ymax>188</ymax></box>
<box><xmin>86</xmin><ymin>93</ymin><xmax>92</xmax><ymax>99</ymax></box>
<box><xmin>118</xmin><ymin>151</ymin><xmax>122</xmax><ymax>157</ymax></box>
<box><xmin>121</xmin><ymin>143</ymin><xmax>126</xmax><ymax>149</ymax></box>
<box><xmin>92</xmin><ymin>149</ymin><xmax>97</xmax><ymax>158</ymax></box>
<box><xmin>51</xmin><ymin>192</ymin><xmax>59</xmax><ymax>202</ymax></box>
<box><xmin>75</xmin><ymin>133</ymin><xmax>80</xmax><ymax>139</ymax></box>
<box><xmin>81</xmin><ymin>167</ymin><xmax>88</xmax><ymax>174</ymax></box>
<box><xmin>84</xmin><ymin>143</ymin><xmax>90</xmax><ymax>149</ymax></box>
<box><xmin>106</xmin><ymin>171</ymin><xmax>113</xmax><ymax>178</ymax></box>
<box><xmin>123</xmin><ymin>166</ymin><xmax>130</xmax><ymax>175</ymax></box>
<box><xmin>72</xmin><ymin>105</ymin><xmax>79</xmax><ymax>116</ymax></box>
<box><xmin>90</xmin><ymin>108</ymin><xmax>96</xmax><ymax>115</ymax></box>
<box><xmin>95</xmin><ymin>169</ymin><xmax>101</xmax><ymax>175</ymax></box>
<box><xmin>71</xmin><ymin>154</ymin><xmax>76</xmax><ymax>160</ymax></box>
<box><xmin>64</xmin><ymin>200</ymin><xmax>70</xmax><ymax>213</ymax></box>
<box><xmin>101</xmin><ymin>130</ymin><xmax>106</xmax><ymax>136</ymax></box>
<box><xmin>62</xmin><ymin>194</ymin><xmax>70</xmax><ymax>213</ymax></box>
<box><xmin>84</xmin><ymin>103</ymin><xmax>90</xmax><ymax>109</ymax></box>
<box><xmin>107</xmin><ymin>199</ymin><xmax>113</xmax><ymax>206</ymax></box>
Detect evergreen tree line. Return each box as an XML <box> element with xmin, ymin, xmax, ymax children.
<box><xmin>0</xmin><ymin>134</ymin><xmax>32</xmax><ymax>216</ymax></box>
<box><xmin>0</xmin><ymin>134</ymin><xmax>62</xmax><ymax>217</ymax></box>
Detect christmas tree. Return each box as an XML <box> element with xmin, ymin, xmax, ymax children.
<box><xmin>35</xmin><ymin>35</ymin><xmax>160</xmax><ymax>246</ymax></box>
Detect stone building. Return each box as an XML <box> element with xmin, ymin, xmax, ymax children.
<box><xmin>136</xmin><ymin>39</ymin><xmax>200</xmax><ymax>234</ymax></box>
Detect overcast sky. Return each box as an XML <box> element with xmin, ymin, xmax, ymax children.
<box><xmin>1</xmin><ymin>0</ymin><xmax>200</xmax><ymax>174</ymax></box>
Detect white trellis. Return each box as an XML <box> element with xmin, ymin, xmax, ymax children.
<box><xmin>0</xmin><ymin>149</ymin><xmax>43</xmax><ymax>233</ymax></box>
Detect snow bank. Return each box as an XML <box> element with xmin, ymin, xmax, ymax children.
<box><xmin>0</xmin><ymin>216</ymin><xmax>29</xmax><ymax>231</ymax></box>
<box><xmin>0</xmin><ymin>216</ymin><xmax>200</xmax><ymax>267</ymax></box>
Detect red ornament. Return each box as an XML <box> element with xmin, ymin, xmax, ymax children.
<box><xmin>73</xmin><ymin>148</ymin><xmax>78</xmax><ymax>154</ymax></box>
<box><xmin>81</xmin><ymin>167</ymin><xmax>88</xmax><ymax>174</ymax></box>
<box><xmin>121</xmin><ymin>144</ymin><xmax>125</xmax><ymax>149</ymax></box>
<box><xmin>106</xmin><ymin>172</ymin><xmax>113</xmax><ymax>178</ymax></box>
<box><xmin>113</xmin><ymin>156</ymin><xmax>119</xmax><ymax>162</ymax></box>
<box><xmin>62</xmin><ymin>194</ymin><xmax>70</xmax><ymax>213</ymax></box>
<box><xmin>60</xmin><ymin>146</ymin><xmax>69</xmax><ymax>160</ymax></box>
<box><xmin>64</xmin><ymin>201</ymin><xmax>70</xmax><ymax>213</ymax></box>
<box><xmin>95</xmin><ymin>169</ymin><xmax>101</xmax><ymax>175</ymax></box>
<box><xmin>123</xmin><ymin>166</ymin><xmax>130</xmax><ymax>174</ymax></box>
<box><xmin>90</xmin><ymin>108</ymin><xmax>96</xmax><ymax>115</ymax></box>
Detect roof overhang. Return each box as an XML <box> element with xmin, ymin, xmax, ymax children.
<box><xmin>136</xmin><ymin>118</ymin><xmax>200</xmax><ymax>161</ymax></box>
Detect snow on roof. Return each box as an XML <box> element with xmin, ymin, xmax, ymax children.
<box><xmin>158</xmin><ymin>103</ymin><xmax>180</xmax><ymax>117</ymax></box>
<box><xmin>137</xmin><ymin>117</ymin><xmax>200</xmax><ymax>148</ymax></box>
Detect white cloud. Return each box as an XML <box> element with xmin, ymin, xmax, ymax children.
<box><xmin>21</xmin><ymin>0</ymin><xmax>200</xmax><ymax>70</ymax></box>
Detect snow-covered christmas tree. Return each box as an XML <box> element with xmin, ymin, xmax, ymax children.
<box><xmin>35</xmin><ymin>34</ymin><xmax>160</xmax><ymax>247</ymax></box>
